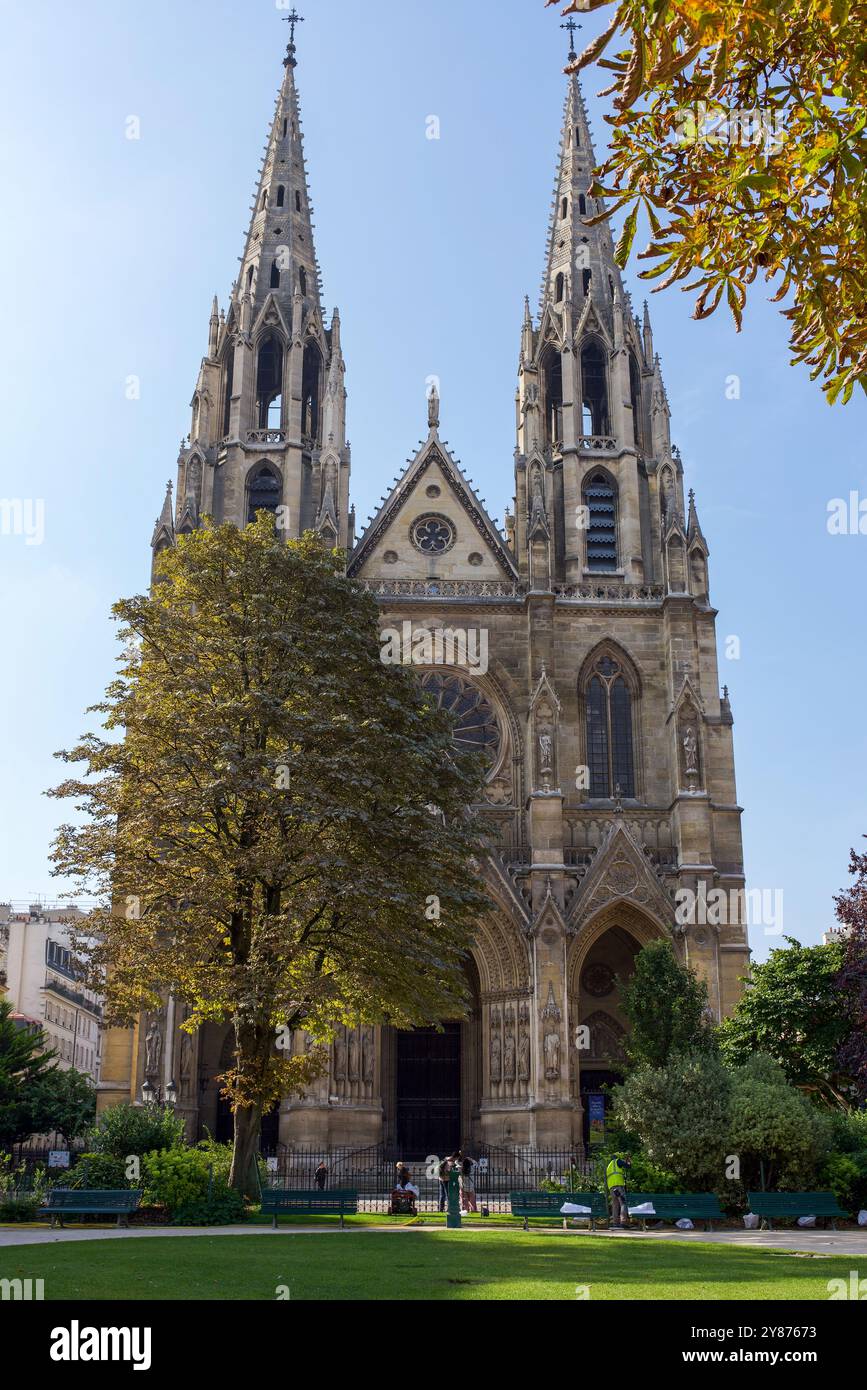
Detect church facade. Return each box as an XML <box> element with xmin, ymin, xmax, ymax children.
<box><xmin>98</xmin><ymin>30</ymin><xmax>750</xmax><ymax>1156</ymax></box>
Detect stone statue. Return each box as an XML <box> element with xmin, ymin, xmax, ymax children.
<box><xmin>503</xmin><ymin>1023</ymin><xmax>516</xmax><ymax>1081</ymax></box>
<box><xmin>683</xmin><ymin>726</ymin><xmax>699</xmax><ymax>776</ymax></box>
<box><xmin>348</xmin><ymin>1029</ymin><xmax>359</xmax><ymax>1083</ymax></box>
<box><xmin>490</xmin><ymin>1013</ymin><xmax>502</xmax><ymax>1084</ymax></box>
<box><xmin>518</xmin><ymin>1007</ymin><xmax>531</xmax><ymax>1083</ymax></box>
<box><xmin>428</xmin><ymin>383</ymin><xmax>440</xmax><ymax>430</ymax></box>
<box><xmin>544</xmin><ymin>1029</ymin><xmax>561</xmax><ymax>1081</ymax></box>
<box><xmin>539</xmin><ymin>731</ymin><xmax>553</xmax><ymax>774</ymax></box>
<box><xmin>362</xmin><ymin>1028</ymin><xmax>375</xmax><ymax>1086</ymax></box>
<box><xmin>179</xmin><ymin>1031</ymin><xmax>193</xmax><ymax>1100</ymax></box>
<box><xmin>333</xmin><ymin>1028</ymin><xmax>347</xmax><ymax>1082</ymax></box>
<box><xmin>144</xmin><ymin>1021</ymin><xmax>162</xmax><ymax>1078</ymax></box>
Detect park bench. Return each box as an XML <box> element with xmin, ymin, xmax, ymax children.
<box><xmin>510</xmin><ymin>1191</ymin><xmax>608</xmax><ymax>1231</ymax></box>
<box><xmin>260</xmin><ymin>1189</ymin><xmax>359</xmax><ymax>1229</ymax></box>
<box><xmin>39</xmin><ymin>1189</ymin><xmax>143</xmax><ymax>1229</ymax></box>
<box><xmin>747</xmin><ymin>1191</ymin><xmax>847</xmax><ymax>1231</ymax></box>
<box><xmin>624</xmin><ymin>1192</ymin><xmax>725</xmax><ymax>1231</ymax></box>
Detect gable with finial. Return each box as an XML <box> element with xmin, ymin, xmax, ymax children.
<box><xmin>566</xmin><ymin>819</ymin><xmax>676</xmax><ymax>938</ymax></box>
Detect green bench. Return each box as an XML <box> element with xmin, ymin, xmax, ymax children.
<box><xmin>39</xmin><ymin>1189</ymin><xmax>143</xmax><ymax>1229</ymax></box>
<box><xmin>510</xmin><ymin>1191</ymin><xmax>608</xmax><ymax>1231</ymax></box>
<box><xmin>260</xmin><ymin>1189</ymin><xmax>359</xmax><ymax>1229</ymax></box>
<box><xmin>748</xmin><ymin>1191</ymin><xmax>847</xmax><ymax>1231</ymax></box>
<box><xmin>624</xmin><ymin>1192</ymin><xmax>725</xmax><ymax>1231</ymax></box>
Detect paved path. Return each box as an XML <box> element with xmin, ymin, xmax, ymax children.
<box><xmin>1</xmin><ymin>1223</ymin><xmax>864</xmax><ymax>1256</ymax></box>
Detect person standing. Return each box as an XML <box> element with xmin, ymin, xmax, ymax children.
<box><xmin>461</xmin><ymin>1156</ymin><xmax>480</xmax><ymax>1212</ymax></box>
<box><xmin>314</xmin><ymin>1161</ymin><xmax>328</xmax><ymax>1192</ymax></box>
<box><xmin>606</xmin><ymin>1153</ymin><xmax>632</xmax><ymax>1229</ymax></box>
<box><xmin>437</xmin><ymin>1156</ymin><xmax>451</xmax><ymax>1213</ymax></box>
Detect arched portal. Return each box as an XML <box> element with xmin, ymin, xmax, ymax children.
<box><xmin>567</xmin><ymin>904</ymin><xmax>667</xmax><ymax>1150</ymax></box>
<box><xmin>383</xmin><ymin>954</ymin><xmax>482</xmax><ymax>1159</ymax></box>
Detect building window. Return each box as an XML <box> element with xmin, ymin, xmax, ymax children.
<box><xmin>255</xmin><ymin>335</ymin><xmax>284</xmax><ymax>430</ymax></box>
<box><xmin>411</xmin><ymin>514</ymin><xmax>456</xmax><ymax>556</ymax></box>
<box><xmin>270</xmin><ymin>259</ymin><xmax>281</xmax><ymax>289</ymax></box>
<box><xmin>629</xmin><ymin>352</ymin><xmax>643</xmax><ymax>450</ymax></box>
<box><xmin>585</xmin><ymin>655</ymin><xmax>635</xmax><ymax>798</ymax></box>
<box><xmin>579</xmin><ymin>194</ymin><xmax>587</xmax><ymax>216</ymax></box>
<box><xmin>561</xmin><ymin>197</ymin><xmax>568</xmax><ymax>219</ymax></box>
<box><xmin>583</xmin><ymin>472</ymin><xmax>618</xmax><ymax>571</ymax></box>
<box><xmin>299</xmin><ymin>267</ymin><xmax>308</xmax><ymax>296</ymax></box>
<box><xmin>295</xmin><ymin>190</ymin><xmax>302</xmax><ymax>212</ymax></box>
<box><xmin>301</xmin><ymin>340</ymin><xmax>322</xmax><ymax>443</ymax></box>
<box><xmin>276</xmin><ymin>185</ymin><xmax>285</xmax><ymax>208</ymax></box>
<box><xmin>581</xmin><ymin>341</ymin><xmax>609</xmax><ymax>434</ymax></box>
<box><xmin>555</xmin><ymin>272</ymin><xmax>565</xmax><ymax>302</ymax></box>
<box><xmin>544</xmin><ymin>351</ymin><xmax>563</xmax><ymax>448</ymax></box>
<box><xmin>246</xmin><ymin>465</ymin><xmax>282</xmax><ymax>524</ymax></box>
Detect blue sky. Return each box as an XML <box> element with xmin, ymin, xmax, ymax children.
<box><xmin>0</xmin><ymin>0</ymin><xmax>864</xmax><ymax>958</ymax></box>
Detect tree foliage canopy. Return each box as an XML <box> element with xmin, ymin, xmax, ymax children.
<box><xmin>619</xmin><ymin>939</ymin><xmax>714</xmax><ymax>1068</ymax></box>
<box><xmin>550</xmin><ymin>0</ymin><xmax>867</xmax><ymax>402</ymax></box>
<box><xmin>49</xmin><ymin>520</ymin><xmax>491</xmax><ymax>1184</ymax></box>
<box><xmin>718</xmin><ymin>936</ymin><xmax>853</xmax><ymax>1106</ymax></box>
<box><xmin>834</xmin><ymin>840</ymin><xmax>867</xmax><ymax>1101</ymax></box>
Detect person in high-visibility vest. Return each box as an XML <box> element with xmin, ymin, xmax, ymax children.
<box><xmin>606</xmin><ymin>1153</ymin><xmax>632</xmax><ymax>1230</ymax></box>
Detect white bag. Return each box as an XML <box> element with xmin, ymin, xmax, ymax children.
<box><xmin>858</xmin><ymin>1211</ymin><xmax>867</xmax><ymax>1228</ymax></box>
<box><xmin>675</xmin><ymin>1218</ymin><xmax>694</xmax><ymax>1230</ymax></box>
<box><xmin>561</xmin><ymin>1203</ymin><xmax>592</xmax><ymax>1215</ymax></box>
<box><xmin>743</xmin><ymin>1214</ymin><xmax>760</xmax><ymax>1229</ymax></box>
<box><xmin>629</xmin><ymin>1202</ymin><xmax>656</xmax><ymax>1216</ymax></box>
<box><xmin>797</xmin><ymin>1216</ymin><xmax>817</xmax><ymax>1228</ymax></box>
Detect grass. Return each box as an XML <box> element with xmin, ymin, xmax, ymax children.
<box><xmin>0</xmin><ymin>1229</ymin><xmax>855</xmax><ymax>1301</ymax></box>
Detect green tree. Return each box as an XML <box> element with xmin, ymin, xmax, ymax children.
<box><xmin>49</xmin><ymin>520</ymin><xmax>490</xmax><ymax>1190</ymax></box>
<box><xmin>29</xmin><ymin>1066</ymin><xmax>96</xmax><ymax>1147</ymax></box>
<box><xmin>0</xmin><ymin>999</ymin><xmax>58</xmax><ymax>1148</ymax></box>
<box><xmin>620</xmin><ymin>939</ymin><xmax>714</xmax><ymax>1068</ymax></box>
<box><xmin>87</xmin><ymin>1102</ymin><xmax>185</xmax><ymax>1160</ymax></box>
<box><xmin>834</xmin><ymin>840</ymin><xmax>867</xmax><ymax>1102</ymax></box>
<box><xmin>728</xmin><ymin>1054</ymin><xmax>831</xmax><ymax>1191</ymax></box>
<box><xmin>550</xmin><ymin>0</ymin><xmax>867</xmax><ymax>402</ymax></box>
<box><xmin>611</xmin><ymin>1050</ymin><xmax>732</xmax><ymax>1187</ymax></box>
<box><xmin>718</xmin><ymin>936</ymin><xmax>853</xmax><ymax>1106</ymax></box>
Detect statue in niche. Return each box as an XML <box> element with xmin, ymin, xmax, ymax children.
<box><xmin>178</xmin><ymin>1031</ymin><xmax>193</xmax><ymax>1101</ymax></box>
<box><xmin>490</xmin><ymin>1012</ymin><xmax>502</xmax><ymax>1085</ymax></box>
<box><xmin>333</xmin><ymin>1028</ymin><xmax>347</xmax><ymax>1082</ymax></box>
<box><xmin>539</xmin><ymin>731</ymin><xmax>553</xmax><ymax>775</ymax></box>
<box><xmin>144</xmin><ymin>1020</ymin><xmax>162</xmax><ymax>1078</ymax></box>
<box><xmin>544</xmin><ymin>1029</ymin><xmax>561</xmax><ymax>1081</ymax></box>
<box><xmin>518</xmin><ymin>1004</ymin><xmax>531</xmax><ymax>1083</ymax></box>
<box><xmin>683</xmin><ymin>725</ymin><xmax>699</xmax><ymax>777</ymax></box>
<box><xmin>503</xmin><ymin>1018</ymin><xmax>516</xmax><ymax>1080</ymax></box>
<box><xmin>348</xmin><ymin>1029</ymin><xmax>359</xmax><ymax>1083</ymax></box>
<box><xmin>362</xmin><ymin>1028</ymin><xmax>375</xmax><ymax>1086</ymax></box>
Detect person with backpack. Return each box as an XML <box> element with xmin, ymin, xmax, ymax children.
<box><xmin>606</xmin><ymin>1152</ymin><xmax>633</xmax><ymax>1229</ymax></box>
<box><xmin>437</xmin><ymin>1156</ymin><xmax>451</xmax><ymax>1213</ymax></box>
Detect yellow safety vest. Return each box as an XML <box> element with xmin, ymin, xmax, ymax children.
<box><xmin>606</xmin><ymin>1157</ymin><xmax>628</xmax><ymax>1192</ymax></box>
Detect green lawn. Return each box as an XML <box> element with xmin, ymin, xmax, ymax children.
<box><xmin>0</xmin><ymin>1230</ymin><xmax>852</xmax><ymax>1300</ymax></box>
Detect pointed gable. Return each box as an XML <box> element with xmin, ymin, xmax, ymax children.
<box><xmin>348</xmin><ymin>429</ymin><xmax>519</xmax><ymax>583</ymax></box>
<box><xmin>566</xmin><ymin>820</ymin><xmax>677</xmax><ymax>939</ymax></box>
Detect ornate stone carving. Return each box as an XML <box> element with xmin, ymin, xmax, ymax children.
<box><xmin>518</xmin><ymin>1002</ymin><xmax>531</xmax><ymax>1083</ymax></box>
<box><xmin>144</xmin><ymin>1019</ymin><xmax>163</xmax><ymax>1079</ymax></box>
<box><xmin>362</xmin><ymin>1027</ymin><xmax>375</xmax><ymax>1085</ymax></box>
<box><xmin>333</xmin><ymin>1027</ymin><xmax>347</xmax><ymax>1082</ymax></box>
<box><xmin>503</xmin><ymin>1007</ymin><xmax>517</xmax><ymax>1081</ymax></box>
<box><xmin>582</xmin><ymin>963</ymin><xmax>615</xmax><ymax>998</ymax></box>
<box><xmin>541</xmin><ymin>984</ymin><xmax>562</xmax><ymax>1081</ymax></box>
<box><xmin>348</xmin><ymin>1029</ymin><xmax>359</xmax><ymax>1083</ymax></box>
<box><xmin>490</xmin><ymin>1007</ymin><xmax>502</xmax><ymax>1084</ymax></box>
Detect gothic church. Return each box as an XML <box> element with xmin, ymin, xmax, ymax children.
<box><xmin>99</xmin><ymin>27</ymin><xmax>750</xmax><ymax>1156</ymax></box>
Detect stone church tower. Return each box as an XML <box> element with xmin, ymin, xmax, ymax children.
<box><xmin>99</xmin><ymin>29</ymin><xmax>750</xmax><ymax>1157</ymax></box>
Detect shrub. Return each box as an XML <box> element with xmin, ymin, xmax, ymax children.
<box><xmin>0</xmin><ymin>1191</ymin><xmax>40</xmax><ymax>1222</ymax></box>
<box><xmin>141</xmin><ymin>1147</ymin><xmax>210</xmax><ymax>1213</ymax></box>
<box><xmin>728</xmin><ymin>1057</ymin><xmax>831</xmax><ymax>1191</ymax></box>
<box><xmin>820</xmin><ymin>1151</ymin><xmax>867</xmax><ymax>1215</ymax></box>
<box><xmin>74</xmin><ymin>1153</ymin><xmax>132</xmax><ymax>1191</ymax></box>
<box><xmin>172</xmin><ymin>1187</ymin><xmax>247</xmax><ymax>1226</ymax></box>
<box><xmin>88</xmin><ymin>1103</ymin><xmax>185</xmax><ymax>1160</ymax></box>
<box><xmin>612</xmin><ymin>1051</ymin><xmax>732</xmax><ymax>1188</ymax></box>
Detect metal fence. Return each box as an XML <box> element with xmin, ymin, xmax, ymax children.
<box><xmin>260</xmin><ymin>1145</ymin><xmax>603</xmax><ymax>1214</ymax></box>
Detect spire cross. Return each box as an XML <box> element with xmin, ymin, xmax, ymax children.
<box><xmin>561</xmin><ymin>18</ymin><xmax>582</xmax><ymax>60</ymax></box>
<box><xmin>282</xmin><ymin>8</ymin><xmax>305</xmax><ymax>47</ymax></box>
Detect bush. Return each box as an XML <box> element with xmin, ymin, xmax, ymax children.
<box><xmin>88</xmin><ymin>1104</ymin><xmax>185</xmax><ymax>1160</ymax></box>
<box><xmin>172</xmin><ymin>1187</ymin><xmax>247</xmax><ymax>1226</ymax></box>
<box><xmin>820</xmin><ymin>1151</ymin><xmax>867</xmax><ymax>1215</ymax></box>
<box><xmin>74</xmin><ymin>1153</ymin><xmax>132</xmax><ymax>1191</ymax></box>
<box><xmin>0</xmin><ymin>1191</ymin><xmax>40</xmax><ymax>1222</ymax></box>
<box><xmin>141</xmin><ymin>1147</ymin><xmax>211</xmax><ymax>1214</ymax></box>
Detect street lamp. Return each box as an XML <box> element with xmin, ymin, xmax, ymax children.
<box><xmin>141</xmin><ymin>1079</ymin><xmax>178</xmax><ymax>1108</ymax></box>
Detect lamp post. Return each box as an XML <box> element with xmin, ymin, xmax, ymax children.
<box><xmin>447</xmin><ymin>1164</ymin><xmax>462</xmax><ymax>1230</ymax></box>
<box><xmin>141</xmin><ymin>1079</ymin><xmax>178</xmax><ymax>1108</ymax></box>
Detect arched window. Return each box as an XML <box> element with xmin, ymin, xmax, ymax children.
<box><xmin>282</xmin><ymin>118</ymin><xmax>288</xmax><ymax>138</ymax></box>
<box><xmin>582</xmin><ymin>268</ymin><xmax>592</xmax><ymax>297</ymax></box>
<box><xmin>575</xmin><ymin>125</ymin><xmax>581</xmax><ymax>147</ymax></box>
<box><xmin>301</xmin><ymin>340</ymin><xmax>322</xmax><ymax>444</ymax></box>
<box><xmin>561</xmin><ymin>197</ymin><xmax>569</xmax><ymax>219</ymax></box>
<box><xmin>583</xmin><ymin>472</ymin><xmax>618</xmax><ymax>571</ymax></box>
<box><xmin>299</xmin><ymin>267</ymin><xmax>308</xmax><ymax>296</ymax></box>
<box><xmin>221</xmin><ymin>351</ymin><xmax>234</xmax><ymax>438</ymax></box>
<box><xmin>270</xmin><ymin>259</ymin><xmax>281</xmax><ymax>289</ymax></box>
<box><xmin>255</xmin><ymin>335</ymin><xmax>284</xmax><ymax>430</ymax></box>
<box><xmin>246</xmin><ymin>465</ymin><xmax>282</xmax><ymax>525</ymax></box>
<box><xmin>276</xmin><ymin>185</ymin><xmax>285</xmax><ymax>208</ymax></box>
<box><xmin>260</xmin><ymin>190</ymin><xmax>267</xmax><ymax>211</ymax></box>
<box><xmin>544</xmin><ymin>351</ymin><xmax>563</xmax><ymax>447</ymax></box>
<box><xmin>246</xmin><ymin>265</ymin><xmax>254</xmax><ymax>293</ymax></box>
<box><xmin>581</xmin><ymin>342</ymin><xmax>609</xmax><ymax>435</ymax></box>
<box><xmin>629</xmin><ymin>352</ymin><xmax>643</xmax><ymax>449</ymax></box>
<box><xmin>578</xmin><ymin>194</ymin><xmax>587</xmax><ymax>216</ymax></box>
<box><xmin>555</xmin><ymin>271</ymin><xmax>565</xmax><ymax>302</ymax></box>
<box><xmin>295</xmin><ymin>190</ymin><xmax>302</xmax><ymax>212</ymax></box>
<box><xmin>585</xmin><ymin>654</ymin><xmax>635</xmax><ymax>798</ymax></box>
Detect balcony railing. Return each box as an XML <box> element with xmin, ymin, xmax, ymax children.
<box><xmin>358</xmin><ymin>578</ymin><xmax>523</xmax><ymax>601</ymax></box>
<box><xmin>578</xmin><ymin>435</ymin><xmax>617</xmax><ymax>452</ymax></box>
<box><xmin>246</xmin><ymin>429</ymin><xmax>287</xmax><ymax>446</ymax></box>
<box><xmin>553</xmin><ymin>583</ymin><xmax>664</xmax><ymax>605</ymax></box>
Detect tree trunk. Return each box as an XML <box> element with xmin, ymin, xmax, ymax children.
<box><xmin>230</xmin><ymin>1105</ymin><xmax>264</xmax><ymax>1197</ymax></box>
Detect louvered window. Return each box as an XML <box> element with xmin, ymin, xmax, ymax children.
<box><xmin>585</xmin><ymin>655</ymin><xmax>635</xmax><ymax>798</ymax></box>
<box><xmin>583</xmin><ymin>473</ymin><xmax>618</xmax><ymax>571</ymax></box>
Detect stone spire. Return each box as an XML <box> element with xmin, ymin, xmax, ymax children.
<box><xmin>540</xmin><ymin>71</ymin><xmax>623</xmax><ymax>332</ymax></box>
<box><xmin>233</xmin><ymin>28</ymin><xmax>323</xmax><ymax>322</ymax></box>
